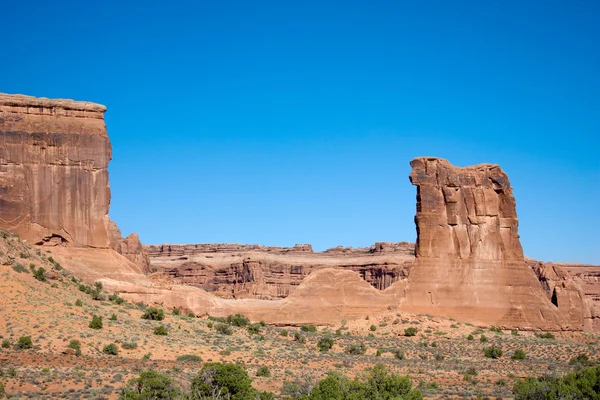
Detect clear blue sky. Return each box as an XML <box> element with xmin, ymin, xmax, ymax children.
<box><xmin>2</xmin><ymin>1</ymin><xmax>598</xmax><ymax>263</ymax></box>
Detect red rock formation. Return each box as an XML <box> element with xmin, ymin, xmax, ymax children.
<box><xmin>145</xmin><ymin>242</ymin><xmax>414</xmax><ymax>299</ymax></box>
<box><xmin>0</xmin><ymin>93</ymin><xmax>148</xmax><ymax>270</ymax></box>
<box><xmin>402</xmin><ymin>157</ymin><xmax>565</xmax><ymax>329</ymax></box>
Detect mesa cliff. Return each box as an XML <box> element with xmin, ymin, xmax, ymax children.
<box><xmin>0</xmin><ymin>93</ymin><xmax>149</xmax><ymax>272</ymax></box>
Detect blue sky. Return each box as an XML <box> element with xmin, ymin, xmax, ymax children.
<box><xmin>2</xmin><ymin>1</ymin><xmax>598</xmax><ymax>263</ymax></box>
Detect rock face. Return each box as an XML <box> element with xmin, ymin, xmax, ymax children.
<box><xmin>145</xmin><ymin>242</ymin><xmax>415</xmax><ymax>299</ymax></box>
<box><xmin>0</xmin><ymin>93</ymin><xmax>111</xmax><ymax>247</ymax></box>
<box><xmin>0</xmin><ymin>93</ymin><xmax>148</xmax><ymax>270</ymax></box>
<box><xmin>402</xmin><ymin>157</ymin><xmax>565</xmax><ymax>329</ymax></box>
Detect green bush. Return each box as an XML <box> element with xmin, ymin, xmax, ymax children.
<box><xmin>141</xmin><ymin>307</ymin><xmax>165</xmax><ymax>321</ymax></box>
<box><xmin>110</xmin><ymin>313</ymin><xmax>118</xmax><ymax>321</ymax></box>
<box><xmin>75</xmin><ymin>299</ymin><xmax>83</xmax><ymax>307</ymax></box>
<box><xmin>247</xmin><ymin>323</ymin><xmax>261</xmax><ymax>335</ymax></box>
<box><xmin>120</xmin><ymin>369</ymin><xmax>180</xmax><ymax>399</ymax></box>
<box><xmin>513</xmin><ymin>366</ymin><xmax>600</xmax><ymax>399</ymax></box>
<box><xmin>226</xmin><ymin>314</ymin><xmax>249</xmax><ymax>327</ymax></box>
<box><xmin>89</xmin><ymin>315</ymin><xmax>103</xmax><ymax>329</ymax></box>
<box><xmin>17</xmin><ymin>336</ymin><xmax>33</xmax><ymax>349</ymax></box>
<box><xmin>489</xmin><ymin>326</ymin><xmax>502</xmax><ymax>333</ymax></box>
<box><xmin>172</xmin><ymin>307</ymin><xmax>180</xmax><ymax>316</ymax></box>
<box><xmin>308</xmin><ymin>365</ymin><xmax>422</xmax><ymax>400</ymax></box>
<box><xmin>301</xmin><ymin>324</ymin><xmax>317</xmax><ymax>333</ymax></box>
<box><xmin>393</xmin><ymin>349</ymin><xmax>405</xmax><ymax>360</ymax></box>
<box><xmin>256</xmin><ymin>365</ymin><xmax>271</xmax><ymax>377</ymax></box>
<box><xmin>512</xmin><ymin>349</ymin><xmax>526</xmax><ymax>360</ymax></box>
<box><xmin>569</xmin><ymin>353</ymin><xmax>592</xmax><ymax>367</ymax></box>
<box><xmin>215</xmin><ymin>323</ymin><xmax>233</xmax><ymax>335</ymax></box>
<box><xmin>535</xmin><ymin>332</ymin><xmax>556</xmax><ymax>339</ymax></box>
<box><xmin>33</xmin><ymin>267</ymin><xmax>47</xmax><ymax>282</ymax></box>
<box><xmin>0</xmin><ymin>381</ymin><xmax>4</xmax><ymax>398</ymax></box>
<box><xmin>484</xmin><ymin>345</ymin><xmax>503</xmax><ymax>359</ymax></box>
<box><xmin>480</xmin><ymin>334</ymin><xmax>488</xmax><ymax>343</ymax></box>
<box><xmin>467</xmin><ymin>334</ymin><xmax>474</xmax><ymax>340</ymax></box>
<box><xmin>11</xmin><ymin>263</ymin><xmax>28</xmax><ymax>273</ymax></box>
<box><xmin>122</xmin><ymin>342</ymin><xmax>138</xmax><ymax>350</ymax></box>
<box><xmin>294</xmin><ymin>332</ymin><xmax>306</xmax><ymax>343</ymax></box>
<box><xmin>154</xmin><ymin>325</ymin><xmax>168</xmax><ymax>336</ymax></box>
<box><xmin>370</xmin><ymin>324</ymin><xmax>377</xmax><ymax>331</ymax></box>
<box><xmin>345</xmin><ymin>342</ymin><xmax>367</xmax><ymax>355</ymax></box>
<box><xmin>1</xmin><ymin>339</ymin><xmax>10</xmax><ymax>349</ymax></box>
<box><xmin>176</xmin><ymin>354</ymin><xmax>202</xmax><ymax>363</ymax></box>
<box><xmin>189</xmin><ymin>362</ymin><xmax>272</xmax><ymax>399</ymax></box>
<box><xmin>404</xmin><ymin>327</ymin><xmax>418</xmax><ymax>337</ymax></box>
<box><xmin>102</xmin><ymin>343</ymin><xmax>119</xmax><ymax>356</ymax></box>
<box><xmin>67</xmin><ymin>340</ymin><xmax>81</xmax><ymax>356</ymax></box>
<box><xmin>280</xmin><ymin>329</ymin><xmax>288</xmax><ymax>337</ymax></box>
<box><xmin>317</xmin><ymin>336</ymin><xmax>335</xmax><ymax>352</ymax></box>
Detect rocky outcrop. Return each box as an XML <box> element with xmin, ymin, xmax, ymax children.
<box><xmin>108</xmin><ymin>220</ymin><xmax>151</xmax><ymax>273</ymax></box>
<box><xmin>0</xmin><ymin>93</ymin><xmax>148</xmax><ymax>270</ymax></box>
<box><xmin>0</xmin><ymin>93</ymin><xmax>111</xmax><ymax>247</ymax></box>
<box><xmin>402</xmin><ymin>157</ymin><xmax>567</xmax><ymax>329</ymax></box>
<box><xmin>146</xmin><ymin>242</ymin><xmax>414</xmax><ymax>299</ymax></box>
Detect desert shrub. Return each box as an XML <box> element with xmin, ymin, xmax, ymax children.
<box><xmin>67</xmin><ymin>339</ymin><xmax>81</xmax><ymax>356</ymax></box>
<box><xmin>294</xmin><ymin>332</ymin><xmax>306</xmax><ymax>343</ymax></box>
<box><xmin>122</xmin><ymin>342</ymin><xmax>138</xmax><ymax>350</ymax></box>
<box><xmin>513</xmin><ymin>365</ymin><xmax>600</xmax><ymax>399</ymax></box>
<box><xmin>317</xmin><ymin>336</ymin><xmax>335</xmax><ymax>352</ymax></box>
<box><xmin>467</xmin><ymin>334</ymin><xmax>474</xmax><ymax>340</ymax></box>
<box><xmin>256</xmin><ymin>365</ymin><xmax>271</xmax><ymax>377</ymax></box>
<box><xmin>512</xmin><ymin>349</ymin><xmax>526</xmax><ymax>360</ymax></box>
<box><xmin>480</xmin><ymin>334</ymin><xmax>488</xmax><ymax>343</ymax></box>
<box><xmin>172</xmin><ymin>307</ymin><xmax>180</xmax><ymax>316</ymax></box>
<box><xmin>110</xmin><ymin>313</ymin><xmax>118</xmax><ymax>321</ymax></box>
<box><xmin>345</xmin><ymin>342</ymin><xmax>367</xmax><ymax>355</ymax></box>
<box><xmin>102</xmin><ymin>343</ymin><xmax>119</xmax><ymax>355</ymax></box>
<box><xmin>247</xmin><ymin>323</ymin><xmax>261</xmax><ymax>335</ymax></box>
<box><xmin>370</xmin><ymin>324</ymin><xmax>377</xmax><ymax>331</ymax></box>
<box><xmin>154</xmin><ymin>325</ymin><xmax>168</xmax><ymax>336</ymax></box>
<box><xmin>75</xmin><ymin>299</ymin><xmax>83</xmax><ymax>307</ymax></box>
<box><xmin>33</xmin><ymin>267</ymin><xmax>47</xmax><ymax>282</ymax></box>
<box><xmin>489</xmin><ymin>326</ymin><xmax>502</xmax><ymax>333</ymax></box>
<box><xmin>308</xmin><ymin>365</ymin><xmax>422</xmax><ymax>400</ymax></box>
<box><xmin>376</xmin><ymin>349</ymin><xmax>382</xmax><ymax>357</ymax></box>
<box><xmin>484</xmin><ymin>345</ymin><xmax>503</xmax><ymax>359</ymax></box>
<box><xmin>535</xmin><ymin>332</ymin><xmax>556</xmax><ymax>339</ymax></box>
<box><xmin>17</xmin><ymin>336</ymin><xmax>33</xmax><ymax>349</ymax></box>
<box><xmin>141</xmin><ymin>307</ymin><xmax>165</xmax><ymax>321</ymax></box>
<box><xmin>1</xmin><ymin>339</ymin><xmax>10</xmax><ymax>349</ymax></box>
<box><xmin>109</xmin><ymin>293</ymin><xmax>125</xmax><ymax>305</ymax></box>
<box><xmin>435</xmin><ymin>353</ymin><xmax>445</xmax><ymax>361</ymax></box>
<box><xmin>215</xmin><ymin>323</ymin><xmax>233</xmax><ymax>335</ymax></box>
<box><xmin>189</xmin><ymin>362</ymin><xmax>272</xmax><ymax>399</ymax></box>
<box><xmin>404</xmin><ymin>327</ymin><xmax>418</xmax><ymax>337</ymax></box>
<box><xmin>90</xmin><ymin>288</ymin><xmax>105</xmax><ymax>301</ymax></box>
<box><xmin>393</xmin><ymin>349</ymin><xmax>405</xmax><ymax>360</ymax></box>
<box><xmin>301</xmin><ymin>324</ymin><xmax>317</xmax><ymax>333</ymax></box>
<box><xmin>187</xmin><ymin>312</ymin><xmax>195</xmax><ymax>318</ymax></box>
<box><xmin>512</xmin><ymin>329</ymin><xmax>520</xmax><ymax>336</ymax></box>
<box><xmin>89</xmin><ymin>315</ymin><xmax>103</xmax><ymax>329</ymax></box>
<box><xmin>120</xmin><ymin>369</ymin><xmax>180</xmax><ymax>399</ymax></box>
<box><xmin>0</xmin><ymin>381</ymin><xmax>4</xmax><ymax>398</ymax></box>
<box><xmin>280</xmin><ymin>329</ymin><xmax>288</xmax><ymax>337</ymax></box>
<box><xmin>569</xmin><ymin>353</ymin><xmax>594</xmax><ymax>368</ymax></box>
<box><xmin>11</xmin><ymin>263</ymin><xmax>28</xmax><ymax>273</ymax></box>
<box><xmin>176</xmin><ymin>354</ymin><xmax>202</xmax><ymax>363</ymax></box>
<box><xmin>226</xmin><ymin>314</ymin><xmax>249</xmax><ymax>327</ymax></box>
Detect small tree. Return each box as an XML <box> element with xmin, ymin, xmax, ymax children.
<box><xmin>89</xmin><ymin>315</ymin><xmax>103</xmax><ymax>329</ymax></box>
<box><xmin>33</xmin><ymin>267</ymin><xmax>47</xmax><ymax>282</ymax></box>
<box><xmin>317</xmin><ymin>336</ymin><xmax>335</xmax><ymax>352</ymax></box>
<box><xmin>141</xmin><ymin>307</ymin><xmax>165</xmax><ymax>321</ymax></box>
<box><xmin>512</xmin><ymin>349</ymin><xmax>526</xmax><ymax>360</ymax></box>
<box><xmin>484</xmin><ymin>345</ymin><xmax>503</xmax><ymax>359</ymax></box>
<box><xmin>226</xmin><ymin>314</ymin><xmax>249</xmax><ymax>327</ymax></box>
<box><xmin>102</xmin><ymin>343</ymin><xmax>119</xmax><ymax>356</ymax></box>
<box><xmin>67</xmin><ymin>339</ymin><xmax>82</xmax><ymax>356</ymax></box>
<box><xmin>404</xmin><ymin>327</ymin><xmax>418</xmax><ymax>337</ymax></box>
<box><xmin>154</xmin><ymin>325</ymin><xmax>168</xmax><ymax>336</ymax></box>
<box><xmin>17</xmin><ymin>336</ymin><xmax>33</xmax><ymax>349</ymax></box>
<box><xmin>120</xmin><ymin>369</ymin><xmax>180</xmax><ymax>399</ymax></box>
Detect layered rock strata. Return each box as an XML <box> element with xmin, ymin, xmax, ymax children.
<box><xmin>146</xmin><ymin>242</ymin><xmax>415</xmax><ymax>299</ymax></box>
<box><xmin>0</xmin><ymin>93</ymin><xmax>148</xmax><ymax>271</ymax></box>
<box><xmin>401</xmin><ymin>157</ymin><xmax>580</xmax><ymax>329</ymax></box>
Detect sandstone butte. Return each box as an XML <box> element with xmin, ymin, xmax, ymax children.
<box><xmin>0</xmin><ymin>93</ymin><xmax>598</xmax><ymax>330</ymax></box>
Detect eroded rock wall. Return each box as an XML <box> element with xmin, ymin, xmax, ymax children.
<box><xmin>0</xmin><ymin>94</ymin><xmax>112</xmax><ymax>247</ymax></box>
<box><xmin>403</xmin><ymin>157</ymin><xmax>568</xmax><ymax>329</ymax></box>
<box><xmin>146</xmin><ymin>242</ymin><xmax>414</xmax><ymax>299</ymax></box>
